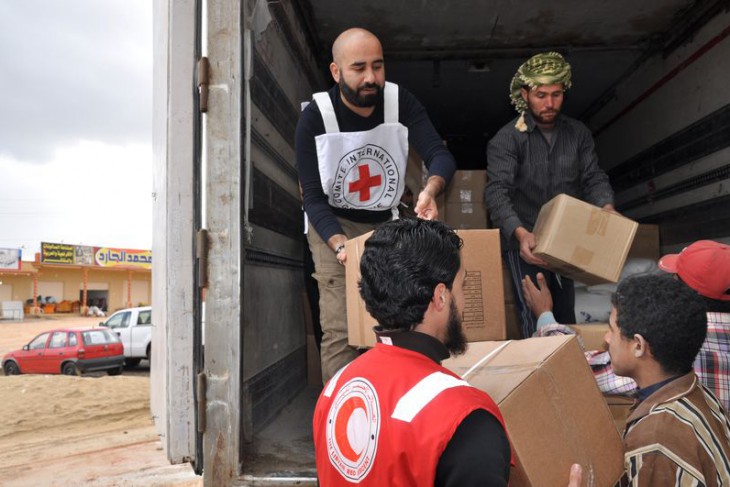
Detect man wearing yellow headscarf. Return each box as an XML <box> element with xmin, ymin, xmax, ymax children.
<box><xmin>485</xmin><ymin>52</ymin><xmax>615</xmax><ymax>339</ymax></box>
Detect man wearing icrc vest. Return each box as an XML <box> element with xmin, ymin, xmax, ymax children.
<box><xmin>296</xmin><ymin>28</ymin><xmax>456</xmax><ymax>383</ymax></box>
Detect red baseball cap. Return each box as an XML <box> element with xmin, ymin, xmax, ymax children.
<box><xmin>658</xmin><ymin>240</ymin><xmax>730</xmax><ymax>301</ymax></box>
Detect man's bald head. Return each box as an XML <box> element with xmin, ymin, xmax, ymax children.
<box><xmin>329</xmin><ymin>28</ymin><xmax>385</xmax><ymax>112</ymax></box>
<box><xmin>331</xmin><ymin>28</ymin><xmax>382</xmax><ymax>64</ymax></box>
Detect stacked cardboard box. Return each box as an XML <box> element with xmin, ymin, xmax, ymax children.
<box><xmin>345</xmin><ymin>229</ymin><xmax>506</xmax><ymax>348</ymax></box>
<box><xmin>444</xmin><ymin>336</ymin><xmax>625</xmax><ymax>487</ymax></box>
<box><xmin>533</xmin><ymin>194</ymin><xmax>638</xmax><ymax>285</ymax></box>
<box><xmin>441</xmin><ymin>170</ymin><xmax>488</xmax><ymax>229</ymax></box>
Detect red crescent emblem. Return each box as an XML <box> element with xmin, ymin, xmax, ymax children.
<box><xmin>333</xmin><ymin>396</ymin><xmax>367</xmax><ymax>462</ymax></box>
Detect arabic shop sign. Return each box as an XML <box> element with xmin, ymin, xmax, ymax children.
<box><xmin>95</xmin><ymin>247</ymin><xmax>152</xmax><ymax>268</ymax></box>
<box><xmin>41</xmin><ymin>242</ymin><xmax>152</xmax><ymax>269</ymax></box>
<box><xmin>41</xmin><ymin>243</ymin><xmax>75</xmax><ymax>264</ymax></box>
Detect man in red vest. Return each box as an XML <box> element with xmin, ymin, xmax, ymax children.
<box><xmin>313</xmin><ymin>218</ymin><xmax>583</xmax><ymax>486</ymax></box>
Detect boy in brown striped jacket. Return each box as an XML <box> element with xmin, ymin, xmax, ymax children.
<box><xmin>608</xmin><ymin>274</ymin><xmax>730</xmax><ymax>486</ymax></box>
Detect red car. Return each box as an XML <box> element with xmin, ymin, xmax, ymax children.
<box><xmin>2</xmin><ymin>328</ymin><xmax>125</xmax><ymax>376</ymax></box>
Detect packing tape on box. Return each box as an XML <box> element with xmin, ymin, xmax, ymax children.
<box><xmin>586</xmin><ymin>209</ymin><xmax>610</xmax><ymax>236</ymax></box>
<box><xmin>459</xmin><ymin>341</ymin><xmax>555</xmax><ymax>380</ymax></box>
<box><xmin>461</xmin><ymin>341</ymin><xmax>512</xmax><ymax>379</ymax></box>
<box><xmin>570</xmin><ymin>246</ymin><xmax>595</xmax><ymax>266</ymax></box>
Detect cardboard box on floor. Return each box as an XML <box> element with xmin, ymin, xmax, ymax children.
<box><xmin>444</xmin><ymin>335</ymin><xmax>624</xmax><ymax>487</ymax></box>
<box><xmin>345</xmin><ymin>229</ymin><xmax>506</xmax><ymax>348</ymax></box>
<box><xmin>533</xmin><ymin>194</ymin><xmax>639</xmax><ymax>286</ymax></box>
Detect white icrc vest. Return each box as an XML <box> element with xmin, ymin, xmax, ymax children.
<box><xmin>313</xmin><ymin>81</ymin><xmax>408</xmax><ymax>214</ymax></box>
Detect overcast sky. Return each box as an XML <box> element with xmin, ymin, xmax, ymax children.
<box><xmin>0</xmin><ymin>1</ymin><xmax>152</xmax><ymax>258</ymax></box>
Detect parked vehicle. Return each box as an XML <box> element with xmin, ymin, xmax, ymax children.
<box><xmin>99</xmin><ymin>306</ymin><xmax>152</xmax><ymax>367</ymax></box>
<box><xmin>2</xmin><ymin>328</ymin><xmax>124</xmax><ymax>376</ymax></box>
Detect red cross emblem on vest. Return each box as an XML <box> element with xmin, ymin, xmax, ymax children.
<box><xmin>348</xmin><ymin>164</ymin><xmax>382</xmax><ymax>202</ymax></box>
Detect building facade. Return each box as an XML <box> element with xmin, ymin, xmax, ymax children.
<box><xmin>0</xmin><ymin>243</ymin><xmax>151</xmax><ymax>316</ymax></box>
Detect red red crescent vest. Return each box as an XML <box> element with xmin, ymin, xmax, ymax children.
<box><xmin>313</xmin><ymin>343</ymin><xmax>509</xmax><ymax>486</ymax></box>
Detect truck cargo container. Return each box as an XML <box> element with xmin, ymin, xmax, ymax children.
<box><xmin>151</xmin><ymin>1</ymin><xmax>730</xmax><ymax>485</ymax></box>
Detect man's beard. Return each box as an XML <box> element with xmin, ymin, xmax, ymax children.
<box><xmin>529</xmin><ymin>104</ymin><xmax>560</xmax><ymax>125</ymax></box>
<box><xmin>339</xmin><ymin>77</ymin><xmax>383</xmax><ymax>108</ymax></box>
<box><xmin>444</xmin><ymin>300</ymin><xmax>467</xmax><ymax>356</ymax></box>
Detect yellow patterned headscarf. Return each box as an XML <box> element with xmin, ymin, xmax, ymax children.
<box><xmin>510</xmin><ymin>52</ymin><xmax>572</xmax><ymax>131</ymax></box>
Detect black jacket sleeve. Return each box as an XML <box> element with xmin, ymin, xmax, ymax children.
<box><xmin>435</xmin><ymin>409</ymin><xmax>511</xmax><ymax>487</ymax></box>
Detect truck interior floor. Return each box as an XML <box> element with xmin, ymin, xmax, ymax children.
<box><xmin>238</xmin><ymin>384</ymin><xmax>320</xmax><ymax>485</ymax></box>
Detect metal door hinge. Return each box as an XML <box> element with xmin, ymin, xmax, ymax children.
<box><xmin>197</xmin><ymin>372</ymin><xmax>207</xmax><ymax>433</ymax></box>
<box><xmin>197</xmin><ymin>57</ymin><xmax>209</xmax><ymax>113</ymax></box>
<box><xmin>196</xmin><ymin>229</ymin><xmax>209</xmax><ymax>289</ymax></box>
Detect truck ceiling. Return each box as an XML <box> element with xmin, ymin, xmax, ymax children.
<box><xmin>292</xmin><ymin>0</ymin><xmax>721</xmax><ymax>165</ymax></box>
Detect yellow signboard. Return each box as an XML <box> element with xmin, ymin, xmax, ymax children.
<box><xmin>41</xmin><ymin>242</ymin><xmax>75</xmax><ymax>264</ymax></box>
<box><xmin>95</xmin><ymin>247</ymin><xmax>152</xmax><ymax>269</ymax></box>
<box><xmin>40</xmin><ymin>242</ymin><xmax>151</xmax><ymax>269</ymax></box>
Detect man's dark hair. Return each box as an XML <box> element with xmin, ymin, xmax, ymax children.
<box><xmin>359</xmin><ymin>218</ymin><xmax>462</xmax><ymax>331</ymax></box>
<box><xmin>611</xmin><ymin>274</ymin><xmax>707</xmax><ymax>375</ymax></box>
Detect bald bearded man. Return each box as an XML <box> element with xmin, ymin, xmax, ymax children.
<box><xmin>296</xmin><ymin>28</ymin><xmax>457</xmax><ymax>383</ymax></box>
<box><xmin>485</xmin><ymin>52</ymin><xmax>615</xmax><ymax>339</ymax></box>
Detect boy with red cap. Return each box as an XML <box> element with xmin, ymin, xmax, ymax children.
<box><xmin>524</xmin><ymin>240</ymin><xmax>730</xmax><ymax>410</ymax></box>
<box><xmin>658</xmin><ymin>240</ymin><xmax>730</xmax><ymax>411</ymax></box>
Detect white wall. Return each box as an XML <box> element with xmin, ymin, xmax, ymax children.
<box><xmin>0</xmin><ymin>284</ymin><xmax>11</xmax><ymax>302</ymax></box>
<box><xmin>131</xmin><ymin>280</ymin><xmax>150</xmax><ymax>306</ymax></box>
<box><xmin>589</xmin><ymin>10</ymin><xmax>730</xmax><ymax>170</ymax></box>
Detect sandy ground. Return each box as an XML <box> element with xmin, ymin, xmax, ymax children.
<box><xmin>0</xmin><ymin>315</ymin><xmax>202</xmax><ymax>487</ymax></box>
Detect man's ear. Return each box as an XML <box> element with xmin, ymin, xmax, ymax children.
<box><xmin>432</xmin><ymin>283</ymin><xmax>447</xmax><ymax>311</ymax></box>
<box><xmin>633</xmin><ymin>334</ymin><xmax>648</xmax><ymax>358</ymax></box>
<box><xmin>330</xmin><ymin>62</ymin><xmax>340</xmax><ymax>83</ymax></box>
<box><xmin>520</xmin><ymin>87</ymin><xmax>529</xmax><ymax>102</ymax></box>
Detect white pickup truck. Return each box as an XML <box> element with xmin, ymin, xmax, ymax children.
<box><xmin>99</xmin><ymin>306</ymin><xmax>152</xmax><ymax>367</ymax></box>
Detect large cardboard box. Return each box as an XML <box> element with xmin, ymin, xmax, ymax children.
<box><xmin>345</xmin><ymin>229</ymin><xmax>506</xmax><ymax>348</ymax></box>
<box><xmin>444</xmin><ymin>336</ymin><xmax>624</xmax><ymax>487</ymax></box>
<box><xmin>533</xmin><ymin>194</ymin><xmax>638</xmax><ymax>285</ymax></box>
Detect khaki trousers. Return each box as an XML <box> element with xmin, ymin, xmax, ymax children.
<box><xmin>307</xmin><ymin>218</ymin><xmax>379</xmax><ymax>383</ymax></box>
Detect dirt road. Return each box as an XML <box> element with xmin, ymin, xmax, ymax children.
<box><xmin>0</xmin><ymin>316</ymin><xmax>201</xmax><ymax>486</ymax></box>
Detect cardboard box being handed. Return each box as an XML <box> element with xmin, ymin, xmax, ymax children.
<box><xmin>533</xmin><ymin>194</ymin><xmax>638</xmax><ymax>286</ymax></box>
<box><xmin>444</xmin><ymin>335</ymin><xmax>624</xmax><ymax>487</ymax></box>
